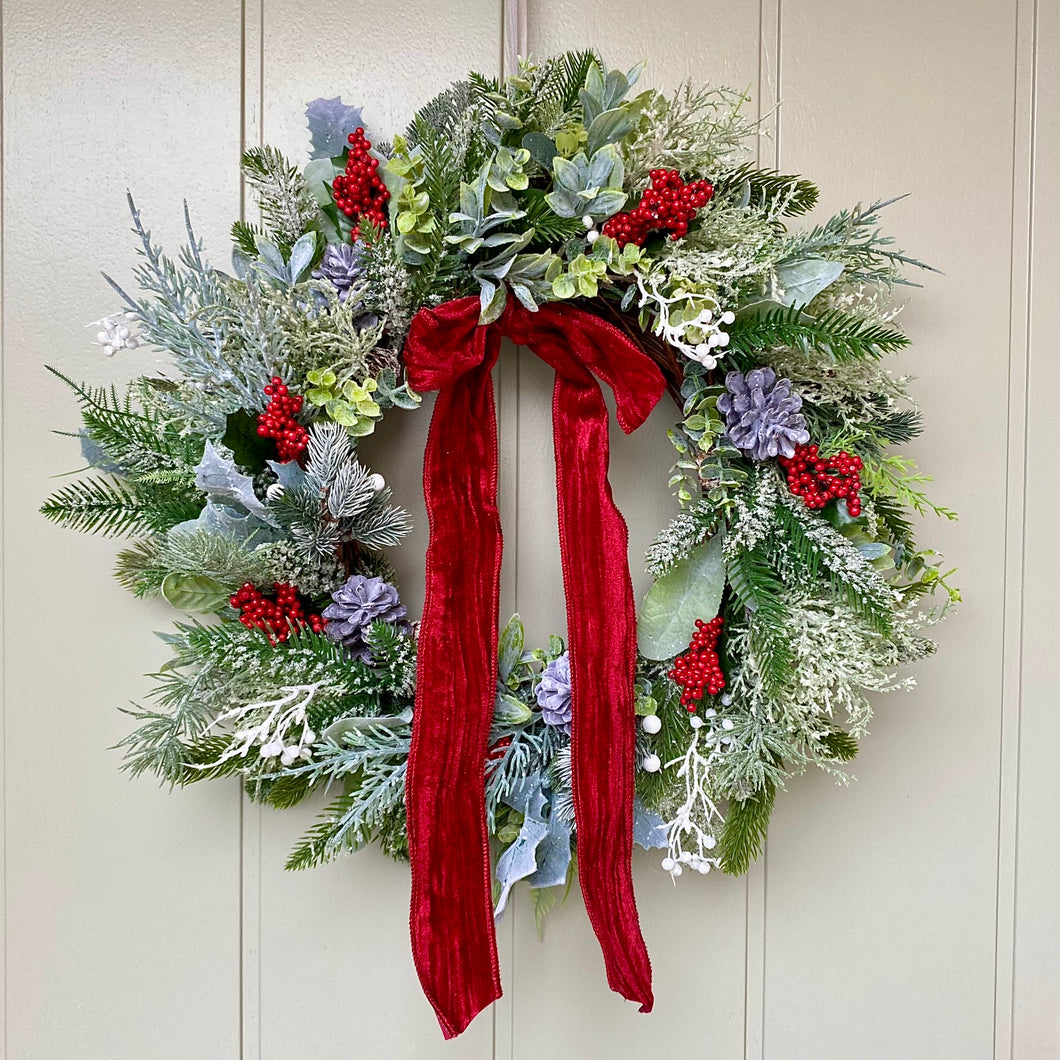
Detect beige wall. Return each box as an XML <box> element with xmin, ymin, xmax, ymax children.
<box><xmin>2</xmin><ymin>1</ymin><xmax>1057</xmax><ymax>1057</ymax></box>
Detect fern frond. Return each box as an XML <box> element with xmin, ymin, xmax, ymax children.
<box><xmin>114</xmin><ymin>536</ymin><xmax>166</xmax><ymax>595</ymax></box>
<box><xmin>728</xmin><ymin>306</ymin><xmax>909</xmax><ymax>363</ymax></box>
<box><xmin>41</xmin><ymin>476</ymin><xmax>199</xmax><ymax>537</ymax></box>
<box><xmin>715</xmin><ymin>162</ymin><xmax>819</xmax><ymax>217</ymax></box>
<box><xmin>47</xmin><ymin>366</ymin><xmax>202</xmax><ymax>470</ymax></box>
<box><xmin>719</xmin><ymin>780</ymin><xmax>775</xmax><ymax>875</ymax></box>
<box><xmin>726</xmin><ymin>546</ymin><xmax>794</xmax><ymax>695</ymax></box>
<box><xmin>241</xmin><ymin>145</ymin><xmax>319</xmax><ymax>251</ymax></box>
<box><xmin>530</xmin><ymin>49</ymin><xmax>601</xmax><ymax>130</ymax></box>
<box><xmin>818</xmin><ymin>727</ymin><xmax>859</xmax><ymax>762</ymax></box>
<box><xmin>773</xmin><ymin>501</ymin><xmax>894</xmax><ymax>634</ymax></box>
<box><xmin>231</xmin><ymin>219</ymin><xmax>262</xmax><ymax>257</ymax></box>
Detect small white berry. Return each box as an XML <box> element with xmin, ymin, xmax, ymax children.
<box><xmin>641</xmin><ymin>714</ymin><xmax>662</xmax><ymax>735</ymax></box>
<box><xmin>581</xmin><ymin>214</ymin><xmax>595</xmax><ymax>228</ymax></box>
<box><xmin>721</xmin><ymin>718</ymin><xmax>735</xmax><ymax>731</ymax></box>
<box><xmin>695</xmin><ymin>861</ymin><xmax>710</xmax><ymax>874</ymax></box>
<box><xmin>586</xmin><ymin>229</ymin><xmax>600</xmax><ymax>244</ymax></box>
<box><xmin>641</xmin><ymin>753</ymin><xmax>662</xmax><ymax>773</ymax></box>
<box><xmin>367</xmin><ymin>473</ymin><xmax>386</xmax><ymax>492</ymax></box>
<box><xmin>721</xmin><ymin>310</ymin><xmax>736</xmax><ymax>324</ymax></box>
<box><xmin>689</xmin><ymin>716</ymin><xmax>704</xmax><ymax>730</ymax></box>
<box><xmin>703</xmin><ymin>835</ymin><xmax>717</xmax><ymax>849</ymax></box>
<box><xmin>679</xmin><ymin>851</ymin><xmax>692</xmax><ymax>864</ymax></box>
<box><xmin>661</xmin><ymin>857</ymin><xmax>676</xmax><ymax>872</ymax></box>
<box><xmin>704</xmin><ymin>708</ymin><xmax>717</xmax><ymax>718</ymax></box>
<box><xmin>671</xmin><ymin>864</ymin><xmax>683</xmax><ymax>877</ymax></box>
<box><xmin>720</xmin><ymin>694</ymin><xmax>732</xmax><ymax>707</ymax></box>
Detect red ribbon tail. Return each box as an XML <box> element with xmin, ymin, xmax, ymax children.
<box><xmin>406</xmin><ymin>348</ymin><xmax>503</xmax><ymax>1037</ymax></box>
<box><xmin>552</xmin><ymin>371</ymin><xmax>654</xmax><ymax>1012</ymax></box>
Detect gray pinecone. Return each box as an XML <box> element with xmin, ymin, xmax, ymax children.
<box><xmin>716</xmin><ymin>367</ymin><xmax>810</xmax><ymax>461</ymax></box>
<box><xmin>312</xmin><ymin>242</ymin><xmax>365</xmax><ymax>303</ymax></box>
<box><xmin>323</xmin><ymin>574</ymin><xmax>410</xmax><ymax>661</ymax></box>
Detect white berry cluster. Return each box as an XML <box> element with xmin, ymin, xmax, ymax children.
<box><xmin>89</xmin><ymin>312</ymin><xmax>142</xmax><ymax>356</ymax></box>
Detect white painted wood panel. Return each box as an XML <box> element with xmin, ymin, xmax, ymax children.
<box><xmin>1012</xmin><ymin>2</ymin><xmax>1060</xmax><ymax>1056</ymax></box>
<box><xmin>3</xmin><ymin>2</ymin><xmax>1058</xmax><ymax>1057</ymax></box>
<box><xmin>2</xmin><ymin>3</ymin><xmax>245</xmax><ymax>1057</ymax></box>
<box><xmin>762</xmin><ymin>4</ymin><xmax>1018</xmax><ymax>1057</ymax></box>
<box><xmin>247</xmin><ymin>4</ymin><xmax>500</xmax><ymax>1056</ymax></box>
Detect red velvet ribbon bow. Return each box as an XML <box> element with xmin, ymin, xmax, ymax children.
<box><xmin>403</xmin><ymin>295</ymin><xmax>664</xmax><ymax>1037</ymax></box>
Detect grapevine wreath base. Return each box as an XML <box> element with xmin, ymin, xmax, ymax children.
<box><xmin>46</xmin><ymin>52</ymin><xmax>958</xmax><ymax>1036</ymax></box>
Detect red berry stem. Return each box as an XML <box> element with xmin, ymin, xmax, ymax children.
<box><xmin>668</xmin><ymin>617</ymin><xmax>726</xmax><ymax>711</ymax></box>
<box><xmin>257</xmin><ymin>377</ymin><xmax>309</xmax><ymax>463</ymax></box>
<box><xmin>230</xmin><ymin>581</ymin><xmax>327</xmax><ymax>645</ymax></box>
<box><xmin>778</xmin><ymin>443</ymin><xmax>863</xmax><ymax>516</ymax></box>
<box><xmin>330</xmin><ymin>127</ymin><xmax>390</xmax><ymax>240</ymax></box>
<box><xmin>602</xmin><ymin>169</ymin><xmax>714</xmax><ymax>248</ymax></box>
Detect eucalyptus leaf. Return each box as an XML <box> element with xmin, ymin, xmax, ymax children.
<box><xmin>321</xmin><ymin>708</ymin><xmax>413</xmax><ymax>740</ymax></box>
<box><xmin>774</xmin><ymin>258</ymin><xmax>844</xmax><ymax>308</ymax></box>
<box><xmin>857</xmin><ymin>542</ymin><xmax>892</xmax><ymax>561</ymax></box>
<box><xmin>522</xmin><ymin>132</ymin><xmax>558</xmax><ymax>170</ymax></box>
<box><xmin>637</xmin><ymin>531</ymin><xmax>726</xmax><ymax>660</ymax></box>
<box><xmin>303</xmin><ymin>156</ymin><xmax>344</xmax><ymax>205</ymax></box>
<box><xmin>160</xmin><ymin>573</ymin><xmax>229</xmax><ymax>614</ymax></box>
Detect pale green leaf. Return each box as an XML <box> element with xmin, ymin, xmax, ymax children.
<box><xmin>637</xmin><ymin>531</ymin><xmax>725</xmax><ymax>660</ymax></box>
<box><xmin>160</xmin><ymin>573</ymin><xmax>229</xmax><ymax>614</ymax></box>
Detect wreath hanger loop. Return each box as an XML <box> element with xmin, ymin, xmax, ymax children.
<box><xmin>404</xmin><ymin>295</ymin><xmax>664</xmax><ymax>1036</ymax></box>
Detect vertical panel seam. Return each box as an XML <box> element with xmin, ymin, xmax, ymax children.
<box><xmin>0</xmin><ymin>0</ymin><xmax>8</xmax><ymax>1050</ymax></box>
<box><xmin>496</xmin><ymin>13</ymin><xmax>524</xmax><ymax>1060</ymax></box>
<box><xmin>995</xmin><ymin>0</ymin><xmax>1038</xmax><ymax>1056</ymax></box>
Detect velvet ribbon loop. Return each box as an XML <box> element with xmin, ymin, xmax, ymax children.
<box><xmin>403</xmin><ymin>295</ymin><xmax>664</xmax><ymax>1038</ymax></box>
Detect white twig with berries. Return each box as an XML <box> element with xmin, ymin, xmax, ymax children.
<box><xmin>660</xmin><ymin>713</ymin><xmax>726</xmax><ymax>879</ymax></box>
<box><xmin>199</xmin><ymin>682</ymin><xmax>324</xmax><ymax>768</ymax></box>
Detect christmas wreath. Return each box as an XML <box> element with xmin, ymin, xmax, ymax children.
<box><xmin>44</xmin><ymin>51</ymin><xmax>958</xmax><ymax>1036</ymax></box>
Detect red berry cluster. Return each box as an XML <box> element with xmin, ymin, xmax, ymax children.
<box><xmin>257</xmin><ymin>377</ymin><xmax>308</xmax><ymax>463</ymax></box>
<box><xmin>778</xmin><ymin>443</ymin><xmax>863</xmax><ymax>517</ymax></box>
<box><xmin>230</xmin><ymin>582</ymin><xmax>327</xmax><ymax>645</ymax></box>
<box><xmin>330</xmin><ymin>128</ymin><xmax>390</xmax><ymax>238</ymax></box>
<box><xmin>602</xmin><ymin>169</ymin><xmax>714</xmax><ymax>248</ymax></box>
<box><xmin>668</xmin><ymin>617</ymin><xmax>726</xmax><ymax>711</ymax></box>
